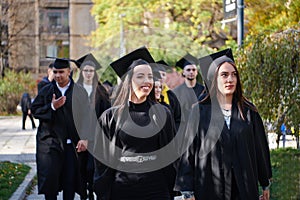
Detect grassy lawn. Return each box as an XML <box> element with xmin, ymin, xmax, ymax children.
<box><xmin>0</xmin><ymin>161</ymin><xmax>30</xmax><ymax>200</ymax></box>
<box><xmin>270</xmin><ymin>148</ymin><xmax>300</xmax><ymax>200</ymax></box>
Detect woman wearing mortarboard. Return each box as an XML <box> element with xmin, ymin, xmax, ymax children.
<box><xmin>155</xmin><ymin>60</ymin><xmax>181</xmax><ymax>130</ymax></box>
<box><xmin>175</xmin><ymin>49</ymin><xmax>272</xmax><ymax>200</ymax></box>
<box><xmin>93</xmin><ymin>47</ymin><xmax>177</xmax><ymax>200</ymax></box>
<box><xmin>76</xmin><ymin>53</ymin><xmax>111</xmax><ymax>200</ymax></box>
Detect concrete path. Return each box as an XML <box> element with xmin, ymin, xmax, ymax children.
<box><xmin>0</xmin><ymin>116</ymin><xmax>82</xmax><ymax>200</ymax></box>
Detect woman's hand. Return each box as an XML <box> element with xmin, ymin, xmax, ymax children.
<box><xmin>76</xmin><ymin>140</ymin><xmax>88</xmax><ymax>152</ymax></box>
<box><xmin>259</xmin><ymin>190</ymin><xmax>270</xmax><ymax>200</ymax></box>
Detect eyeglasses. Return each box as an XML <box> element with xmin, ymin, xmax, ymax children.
<box><xmin>83</xmin><ymin>69</ymin><xmax>95</xmax><ymax>73</ymax></box>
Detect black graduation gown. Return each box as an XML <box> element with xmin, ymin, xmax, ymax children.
<box><xmin>31</xmin><ymin>79</ymin><xmax>91</xmax><ymax>196</ymax></box>
<box><xmin>166</xmin><ymin>90</ymin><xmax>181</xmax><ymax>130</ymax></box>
<box><xmin>77</xmin><ymin>81</ymin><xmax>111</xmax><ymax>197</ymax></box>
<box><xmin>172</xmin><ymin>82</ymin><xmax>204</xmax><ymax>123</ymax></box>
<box><xmin>175</xmin><ymin>99</ymin><xmax>272</xmax><ymax>200</ymax></box>
<box><xmin>93</xmin><ymin>100</ymin><xmax>177</xmax><ymax>200</ymax></box>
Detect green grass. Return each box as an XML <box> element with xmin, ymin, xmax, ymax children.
<box><xmin>270</xmin><ymin>148</ymin><xmax>300</xmax><ymax>200</ymax></box>
<box><xmin>0</xmin><ymin>161</ymin><xmax>30</xmax><ymax>200</ymax></box>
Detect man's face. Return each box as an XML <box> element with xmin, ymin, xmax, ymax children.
<box><xmin>183</xmin><ymin>64</ymin><xmax>198</xmax><ymax>81</ymax></box>
<box><xmin>53</xmin><ymin>67</ymin><xmax>71</xmax><ymax>87</ymax></box>
<box><xmin>159</xmin><ymin>71</ymin><xmax>167</xmax><ymax>84</ymax></box>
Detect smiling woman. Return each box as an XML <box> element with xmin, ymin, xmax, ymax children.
<box><xmin>93</xmin><ymin>47</ymin><xmax>177</xmax><ymax>200</ymax></box>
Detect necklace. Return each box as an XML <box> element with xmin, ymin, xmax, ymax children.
<box><xmin>222</xmin><ymin>108</ymin><xmax>232</xmax><ymax>117</ymax></box>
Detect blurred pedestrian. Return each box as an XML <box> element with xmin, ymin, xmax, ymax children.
<box><xmin>20</xmin><ymin>92</ymin><xmax>36</xmax><ymax>130</ymax></box>
<box><xmin>37</xmin><ymin>62</ymin><xmax>54</xmax><ymax>93</ymax></box>
<box><xmin>281</xmin><ymin>123</ymin><xmax>287</xmax><ymax>148</ymax></box>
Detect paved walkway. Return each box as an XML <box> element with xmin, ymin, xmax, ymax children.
<box><xmin>0</xmin><ymin>116</ymin><xmax>297</xmax><ymax>200</ymax></box>
<box><xmin>0</xmin><ymin>116</ymin><xmax>81</xmax><ymax>200</ymax></box>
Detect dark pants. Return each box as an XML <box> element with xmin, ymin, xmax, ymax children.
<box><xmin>62</xmin><ymin>144</ymin><xmax>77</xmax><ymax>200</ymax></box>
<box><xmin>22</xmin><ymin>111</ymin><xmax>36</xmax><ymax>129</ymax></box>
<box><xmin>79</xmin><ymin>151</ymin><xmax>95</xmax><ymax>200</ymax></box>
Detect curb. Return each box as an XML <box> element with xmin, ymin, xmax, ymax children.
<box><xmin>9</xmin><ymin>162</ymin><xmax>36</xmax><ymax>200</ymax></box>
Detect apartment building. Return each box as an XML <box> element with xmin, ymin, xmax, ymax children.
<box><xmin>1</xmin><ymin>0</ymin><xmax>96</xmax><ymax>78</ymax></box>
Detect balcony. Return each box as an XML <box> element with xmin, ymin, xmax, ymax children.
<box><xmin>39</xmin><ymin>25</ymin><xmax>69</xmax><ymax>34</ymax></box>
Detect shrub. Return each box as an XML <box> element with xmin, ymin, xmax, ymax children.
<box><xmin>0</xmin><ymin>70</ymin><xmax>36</xmax><ymax>115</ymax></box>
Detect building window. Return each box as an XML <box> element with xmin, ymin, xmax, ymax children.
<box><xmin>40</xmin><ymin>8</ymin><xmax>69</xmax><ymax>33</ymax></box>
<box><xmin>40</xmin><ymin>40</ymin><xmax>69</xmax><ymax>59</ymax></box>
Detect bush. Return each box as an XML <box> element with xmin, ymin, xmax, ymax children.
<box><xmin>0</xmin><ymin>70</ymin><xmax>36</xmax><ymax>115</ymax></box>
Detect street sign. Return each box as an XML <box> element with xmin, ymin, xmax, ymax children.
<box><xmin>223</xmin><ymin>0</ymin><xmax>237</xmax><ymax>19</ymax></box>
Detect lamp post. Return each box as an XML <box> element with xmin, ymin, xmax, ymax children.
<box><xmin>119</xmin><ymin>13</ymin><xmax>126</xmax><ymax>58</ymax></box>
<box><xmin>237</xmin><ymin>0</ymin><xmax>244</xmax><ymax>48</ymax></box>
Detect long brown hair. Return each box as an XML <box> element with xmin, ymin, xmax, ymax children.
<box><xmin>111</xmin><ymin>59</ymin><xmax>156</xmax><ymax>116</ymax></box>
<box><xmin>201</xmin><ymin>61</ymin><xmax>257</xmax><ymax>120</ymax></box>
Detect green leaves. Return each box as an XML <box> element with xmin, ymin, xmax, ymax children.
<box><xmin>0</xmin><ymin>70</ymin><xmax>35</xmax><ymax>114</ymax></box>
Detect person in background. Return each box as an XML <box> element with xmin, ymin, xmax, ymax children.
<box><xmin>174</xmin><ymin>53</ymin><xmax>205</xmax><ymax>99</ymax></box>
<box><xmin>31</xmin><ymin>58</ymin><xmax>91</xmax><ymax>200</ymax></box>
<box><xmin>37</xmin><ymin>62</ymin><xmax>54</xmax><ymax>92</ymax></box>
<box><xmin>102</xmin><ymin>80</ymin><xmax>114</xmax><ymax>97</ymax></box>
<box><xmin>76</xmin><ymin>53</ymin><xmax>111</xmax><ymax>200</ymax></box>
<box><xmin>155</xmin><ymin>60</ymin><xmax>181</xmax><ymax>130</ymax></box>
<box><xmin>281</xmin><ymin>122</ymin><xmax>287</xmax><ymax>148</ymax></box>
<box><xmin>173</xmin><ymin>53</ymin><xmax>205</xmax><ymax>128</ymax></box>
<box><xmin>20</xmin><ymin>92</ymin><xmax>36</xmax><ymax>130</ymax></box>
<box><xmin>175</xmin><ymin>48</ymin><xmax>272</xmax><ymax>200</ymax></box>
<box><xmin>93</xmin><ymin>47</ymin><xmax>177</xmax><ymax>200</ymax></box>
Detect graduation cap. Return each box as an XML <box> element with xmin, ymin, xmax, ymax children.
<box><xmin>110</xmin><ymin>46</ymin><xmax>155</xmax><ymax>78</ymax></box>
<box><xmin>46</xmin><ymin>56</ymin><xmax>77</xmax><ymax>69</ymax></box>
<box><xmin>53</xmin><ymin>58</ymin><xmax>70</xmax><ymax>69</ymax></box>
<box><xmin>154</xmin><ymin>60</ymin><xmax>169</xmax><ymax>72</ymax></box>
<box><xmin>198</xmin><ymin>48</ymin><xmax>235</xmax><ymax>89</ymax></box>
<box><xmin>176</xmin><ymin>53</ymin><xmax>199</xmax><ymax>69</ymax></box>
<box><xmin>76</xmin><ymin>53</ymin><xmax>101</xmax><ymax>70</ymax></box>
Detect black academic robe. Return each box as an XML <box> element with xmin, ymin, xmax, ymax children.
<box><xmin>175</xmin><ymin>98</ymin><xmax>272</xmax><ymax>200</ymax></box>
<box><xmin>166</xmin><ymin>90</ymin><xmax>181</xmax><ymax>130</ymax></box>
<box><xmin>93</xmin><ymin>100</ymin><xmax>177</xmax><ymax>200</ymax></box>
<box><xmin>31</xmin><ymin>79</ymin><xmax>91</xmax><ymax>196</ymax></box>
<box><xmin>77</xmin><ymin>81</ymin><xmax>111</xmax><ymax>198</ymax></box>
<box><xmin>172</xmin><ymin>82</ymin><xmax>204</xmax><ymax>123</ymax></box>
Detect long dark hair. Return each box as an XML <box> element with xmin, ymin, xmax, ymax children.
<box><xmin>201</xmin><ymin>61</ymin><xmax>257</xmax><ymax>120</ymax></box>
<box><xmin>77</xmin><ymin>64</ymin><xmax>109</xmax><ymax>107</ymax></box>
<box><xmin>111</xmin><ymin>59</ymin><xmax>155</xmax><ymax>115</ymax></box>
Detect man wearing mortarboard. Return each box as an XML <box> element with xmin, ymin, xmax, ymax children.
<box><xmin>31</xmin><ymin>57</ymin><xmax>92</xmax><ymax>200</ymax></box>
<box><xmin>172</xmin><ymin>53</ymin><xmax>205</xmax><ymax>128</ymax></box>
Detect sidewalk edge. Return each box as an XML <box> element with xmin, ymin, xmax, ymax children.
<box><xmin>9</xmin><ymin>163</ymin><xmax>36</xmax><ymax>200</ymax></box>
